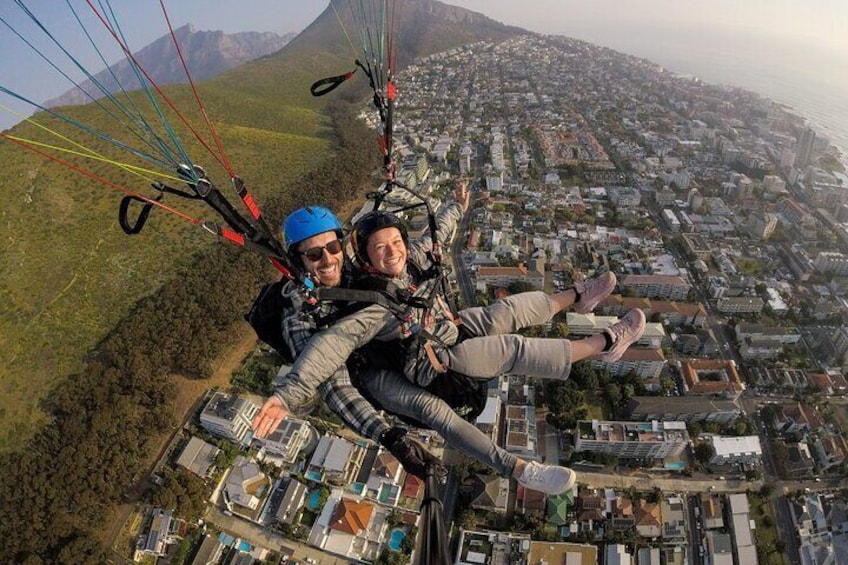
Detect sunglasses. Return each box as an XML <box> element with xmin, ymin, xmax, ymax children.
<box><xmin>300</xmin><ymin>239</ymin><xmax>343</xmax><ymax>262</ymax></box>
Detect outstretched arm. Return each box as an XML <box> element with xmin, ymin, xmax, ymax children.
<box><xmin>407</xmin><ymin>181</ymin><xmax>468</xmax><ymax>263</ymax></box>
<box><xmin>272</xmin><ymin>304</ymin><xmax>395</xmax><ymax>413</ymax></box>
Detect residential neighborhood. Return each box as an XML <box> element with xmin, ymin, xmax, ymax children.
<box><xmin>126</xmin><ymin>33</ymin><xmax>848</xmax><ymax>565</ymax></box>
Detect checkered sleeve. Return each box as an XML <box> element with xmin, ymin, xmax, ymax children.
<box><xmin>318</xmin><ymin>370</ymin><xmax>391</xmax><ymax>443</ymax></box>
<box><xmin>280</xmin><ymin>301</ymin><xmax>391</xmax><ymax>441</ymax></box>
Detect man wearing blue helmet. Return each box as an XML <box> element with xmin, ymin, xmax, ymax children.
<box><xmin>252</xmin><ymin>204</ymin><xmax>442</xmax><ymax>479</ymax></box>
<box><xmin>262</xmin><ymin>183</ymin><xmax>646</xmax><ymax>495</ymax></box>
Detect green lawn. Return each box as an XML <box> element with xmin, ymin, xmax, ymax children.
<box><xmin>748</xmin><ymin>493</ymin><xmax>789</xmax><ymax>565</ymax></box>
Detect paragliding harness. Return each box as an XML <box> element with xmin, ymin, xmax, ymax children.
<box><xmin>315</xmin><ymin>263</ymin><xmax>488</xmax><ymax>429</ymax></box>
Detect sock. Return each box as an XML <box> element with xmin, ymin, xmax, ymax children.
<box><xmin>602</xmin><ymin>330</ymin><xmax>614</xmax><ymax>351</ymax></box>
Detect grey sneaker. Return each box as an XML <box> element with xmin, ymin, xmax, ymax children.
<box><xmin>573</xmin><ymin>271</ymin><xmax>617</xmax><ymax>314</ymax></box>
<box><xmin>600</xmin><ymin>308</ymin><xmax>646</xmax><ymax>362</ymax></box>
<box><xmin>516</xmin><ymin>461</ymin><xmax>576</xmax><ymax>495</ymax></box>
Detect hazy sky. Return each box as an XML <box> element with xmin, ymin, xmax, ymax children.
<box><xmin>1</xmin><ymin>0</ymin><xmax>846</xmax><ymax>130</ymax></box>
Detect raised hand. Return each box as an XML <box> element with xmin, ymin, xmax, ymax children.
<box><xmin>251</xmin><ymin>395</ymin><xmax>290</xmax><ymax>439</ymax></box>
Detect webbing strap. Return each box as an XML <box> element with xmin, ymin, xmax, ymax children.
<box><xmin>118</xmin><ymin>194</ymin><xmax>161</xmax><ymax>235</ymax></box>
<box><xmin>310</xmin><ymin>68</ymin><xmax>357</xmax><ymax>97</ymax></box>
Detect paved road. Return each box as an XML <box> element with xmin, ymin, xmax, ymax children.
<box><xmin>576</xmin><ymin>471</ymin><xmax>763</xmax><ymax>493</ymax></box>
<box><xmin>206</xmin><ymin>506</ymin><xmax>355</xmax><ymax>564</ymax></box>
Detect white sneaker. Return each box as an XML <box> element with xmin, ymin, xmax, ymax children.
<box><xmin>516</xmin><ymin>461</ymin><xmax>576</xmax><ymax>495</ymax></box>
<box><xmin>600</xmin><ymin>308</ymin><xmax>646</xmax><ymax>362</ymax></box>
<box><xmin>573</xmin><ymin>271</ymin><xmax>617</xmax><ymax>314</ymax></box>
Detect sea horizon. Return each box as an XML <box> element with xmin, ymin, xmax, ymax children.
<box><xmin>559</xmin><ymin>22</ymin><xmax>848</xmax><ymax>160</ymax></box>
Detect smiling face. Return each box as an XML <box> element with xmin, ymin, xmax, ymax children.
<box><xmin>365</xmin><ymin>226</ymin><xmax>407</xmax><ymax>278</ymax></box>
<box><xmin>297</xmin><ymin>230</ymin><xmax>344</xmax><ymax>287</ymax></box>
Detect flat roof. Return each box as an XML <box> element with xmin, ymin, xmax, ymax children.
<box><xmin>713</xmin><ymin>436</ymin><xmax>762</xmax><ymax>457</ymax></box>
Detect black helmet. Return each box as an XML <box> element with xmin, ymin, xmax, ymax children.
<box><xmin>352</xmin><ymin>210</ymin><xmax>408</xmax><ymax>265</ymax></box>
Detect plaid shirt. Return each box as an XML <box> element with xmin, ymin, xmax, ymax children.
<box><xmin>276</xmin><ymin>281</ymin><xmax>390</xmax><ymax>443</ymax></box>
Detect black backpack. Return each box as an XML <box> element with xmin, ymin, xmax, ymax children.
<box><xmin>244</xmin><ymin>280</ymin><xmax>296</xmax><ymax>364</ymax></box>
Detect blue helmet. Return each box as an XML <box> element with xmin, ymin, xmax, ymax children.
<box><xmin>282</xmin><ymin>206</ymin><xmax>343</xmax><ymax>257</ymax></box>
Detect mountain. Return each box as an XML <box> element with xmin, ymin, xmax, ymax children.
<box><xmin>43</xmin><ymin>25</ymin><xmax>296</xmax><ymax>108</ymax></box>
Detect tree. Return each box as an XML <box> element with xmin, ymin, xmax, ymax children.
<box><xmin>694</xmin><ymin>443</ymin><xmax>713</xmax><ymax>465</ymax></box>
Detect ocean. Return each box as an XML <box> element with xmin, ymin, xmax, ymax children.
<box><xmin>560</xmin><ymin>23</ymin><xmax>848</xmax><ymax>157</ymax></box>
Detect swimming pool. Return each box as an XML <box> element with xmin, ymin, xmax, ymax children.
<box><xmin>237</xmin><ymin>540</ymin><xmax>252</xmax><ymax>552</ymax></box>
<box><xmin>306</xmin><ymin>490</ymin><xmax>322</xmax><ymax>511</ymax></box>
<box><xmin>304</xmin><ymin>470</ymin><xmax>322</xmax><ymax>482</ymax></box>
<box><xmin>387</xmin><ymin>528</ymin><xmax>406</xmax><ymax>552</ymax></box>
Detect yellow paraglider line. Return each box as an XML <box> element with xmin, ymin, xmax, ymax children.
<box><xmin>0</xmin><ymin>102</ymin><xmax>182</xmax><ymax>184</ymax></box>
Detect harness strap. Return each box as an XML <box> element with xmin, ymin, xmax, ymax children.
<box><xmin>423</xmin><ymin>342</ymin><xmax>447</xmax><ymax>374</ymax></box>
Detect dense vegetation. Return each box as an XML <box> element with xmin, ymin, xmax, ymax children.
<box><xmin>0</xmin><ymin>106</ymin><xmax>378</xmax><ymax>564</ymax></box>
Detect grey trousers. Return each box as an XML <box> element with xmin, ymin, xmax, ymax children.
<box><xmin>412</xmin><ymin>291</ymin><xmax>572</xmax><ymax>386</ymax></box>
<box><xmin>364</xmin><ymin>291</ymin><xmax>561</xmax><ymax>477</ymax></box>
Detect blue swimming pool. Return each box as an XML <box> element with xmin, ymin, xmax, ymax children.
<box><xmin>306</xmin><ymin>490</ymin><xmax>322</xmax><ymax>511</ymax></box>
<box><xmin>387</xmin><ymin>528</ymin><xmax>406</xmax><ymax>552</ymax></box>
<box><xmin>238</xmin><ymin>540</ymin><xmax>252</xmax><ymax>552</ymax></box>
<box><xmin>305</xmin><ymin>470</ymin><xmax>322</xmax><ymax>482</ymax></box>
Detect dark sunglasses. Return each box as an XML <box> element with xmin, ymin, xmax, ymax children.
<box><xmin>300</xmin><ymin>239</ymin><xmax>343</xmax><ymax>262</ymax></box>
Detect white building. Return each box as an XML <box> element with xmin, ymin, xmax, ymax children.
<box><xmin>259</xmin><ymin>418</ymin><xmax>316</xmax><ymax>465</ymax></box>
<box><xmin>575</xmin><ymin>420</ymin><xmax>688</xmax><ymax>459</ymax></box>
<box><xmin>199</xmin><ymin>391</ymin><xmax>258</xmax><ymax>446</ymax></box>
<box><xmin>709</xmin><ymin>436</ymin><xmax>762</xmax><ymax>466</ymax></box>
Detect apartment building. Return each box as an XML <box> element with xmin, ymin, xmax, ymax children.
<box><xmin>575</xmin><ymin>420</ymin><xmax>688</xmax><ymax>459</ymax></box>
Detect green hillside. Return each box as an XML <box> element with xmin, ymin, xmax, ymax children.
<box><xmin>0</xmin><ymin>0</ymin><xmax>523</xmax><ymax>452</ymax></box>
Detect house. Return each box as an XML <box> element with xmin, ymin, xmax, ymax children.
<box><xmin>610</xmin><ymin>496</ymin><xmax>635</xmax><ymax>531</ymax></box>
<box><xmin>274</xmin><ymin>479</ymin><xmax>307</xmax><ymax>526</ymax></box>
<box><xmin>700</xmin><ymin>494</ymin><xmax>724</xmax><ymax>529</ymax></box>
<box><xmin>782</xmin><ymin>441</ymin><xmax>816</xmax><ymax>478</ymax></box>
<box><xmin>401</xmin><ymin>474</ymin><xmax>424</xmax><ymax>502</ymax></box>
<box><xmin>661</xmin><ymin>496</ymin><xmax>686</xmax><ymax>544</ymax></box>
<box><xmin>576</xmin><ymin>493</ymin><xmax>605</xmax><ymax>525</ymax></box>
<box><xmin>175</xmin><ymin>436</ymin><xmax>219</xmax><ymax>478</ymax></box>
<box><xmin>199</xmin><ymin>391</ymin><xmax>258</xmax><ymax>446</ymax></box>
<box><xmin>527</xmin><ymin>541</ymin><xmax>597</xmax><ymax>565</ymax></box>
<box><xmin>365</xmin><ymin>451</ymin><xmax>404</xmax><ymax>506</ymax></box>
<box><xmin>547</xmin><ymin>490</ymin><xmax>574</xmax><ymax>527</ymax></box>
<box><xmin>775</xmin><ymin>403</ymin><xmax>826</xmax><ymax>435</ymax></box>
<box><xmin>635</xmin><ymin>500</ymin><xmax>662</xmax><ymax>538</ymax></box>
<box><xmin>223</xmin><ymin>456</ymin><xmax>271</xmax><ymax>521</ymax></box>
<box><xmin>706</xmin><ymin>531</ymin><xmax>734</xmax><ymax>565</ymax></box>
<box><xmin>307</xmin><ymin>436</ymin><xmax>366</xmax><ymax>487</ymax></box>
<box><xmin>190</xmin><ymin>534</ymin><xmax>225</xmax><ymax>565</ymax></box>
<box><xmin>135</xmin><ymin>508</ymin><xmax>183</xmax><ymax>560</ymax></box>
<box><xmin>813</xmin><ymin>435</ymin><xmax>848</xmax><ymax>470</ymax></box>
<box><xmin>517</xmin><ymin>485</ymin><xmax>546</xmax><ymax>515</ymax></box>
<box><xmin>456</xmin><ymin>530</ymin><xmax>532</xmax><ymax>565</ymax></box>
<box><xmin>461</xmin><ymin>475</ymin><xmax>509</xmax><ymax>515</ymax></box>
<box><xmin>605</xmin><ymin>543</ymin><xmax>633</xmax><ymax>565</ymax></box>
